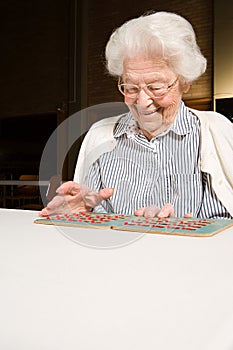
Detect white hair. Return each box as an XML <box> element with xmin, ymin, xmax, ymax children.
<box><xmin>105</xmin><ymin>11</ymin><xmax>207</xmax><ymax>82</ymax></box>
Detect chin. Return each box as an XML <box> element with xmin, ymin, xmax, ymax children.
<box><xmin>139</xmin><ymin>110</ymin><xmax>163</xmax><ymax>124</ymax></box>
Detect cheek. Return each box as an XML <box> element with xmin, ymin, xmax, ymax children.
<box><xmin>154</xmin><ymin>90</ymin><xmax>182</xmax><ymax>107</ymax></box>
<box><xmin>124</xmin><ymin>96</ymin><xmax>136</xmax><ymax>104</ymax></box>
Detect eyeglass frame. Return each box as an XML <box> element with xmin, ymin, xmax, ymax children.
<box><xmin>118</xmin><ymin>76</ymin><xmax>179</xmax><ymax>99</ymax></box>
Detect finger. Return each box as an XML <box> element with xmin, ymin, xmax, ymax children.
<box><xmin>135</xmin><ymin>205</ymin><xmax>161</xmax><ymax>217</ymax></box>
<box><xmin>143</xmin><ymin>205</ymin><xmax>161</xmax><ymax>218</ymax></box>
<box><xmin>184</xmin><ymin>212</ymin><xmax>193</xmax><ymax>218</ymax></box>
<box><xmin>56</xmin><ymin>181</ymin><xmax>80</xmax><ymax>195</ymax></box>
<box><xmin>158</xmin><ymin>203</ymin><xmax>175</xmax><ymax>218</ymax></box>
<box><xmin>39</xmin><ymin>205</ymin><xmax>62</xmax><ymax>217</ymax></box>
<box><xmin>46</xmin><ymin>195</ymin><xmax>65</xmax><ymax>209</ymax></box>
<box><xmin>39</xmin><ymin>208</ymin><xmax>49</xmax><ymax>217</ymax></box>
<box><xmin>134</xmin><ymin>208</ymin><xmax>145</xmax><ymax>216</ymax></box>
<box><xmin>83</xmin><ymin>188</ymin><xmax>114</xmax><ymax>209</ymax></box>
<box><xmin>39</xmin><ymin>195</ymin><xmax>69</xmax><ymax>216</ymax></box>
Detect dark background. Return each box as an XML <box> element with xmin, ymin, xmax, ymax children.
<box><xmin>0</xmin><ymin>0</ymin><xmax>232</xmax><ymax>187</ymax></box>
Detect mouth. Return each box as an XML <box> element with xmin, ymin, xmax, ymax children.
<box><xmin>139</xmin><ymin>107</ymin><xmax>161</xmax><ymax>116</ymax></box>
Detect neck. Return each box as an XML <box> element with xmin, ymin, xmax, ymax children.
<box><xmin>142</xmin><ymin>124</ymin><xmax>170</xmax><ymax>140</ymax></box>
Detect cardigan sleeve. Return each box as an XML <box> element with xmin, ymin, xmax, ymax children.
<box><xmin>190</xmin><ymin>108</ymin><xmax>233</xmax><ymax>216</ymax></box>
<box><xmin>73</xmin><ymin>115</ymin><xmax>122</xmax><ymax>183</ymax></box>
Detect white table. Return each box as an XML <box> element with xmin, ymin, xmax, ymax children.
<box><xmin>1</xmin><ymin>208</ymin><xmax>233</xmax><ymax>350</ymax></box>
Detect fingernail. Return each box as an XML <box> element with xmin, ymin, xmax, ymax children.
<box><xmin>146</xmin><ymin>210</ymin><xmax>153</xmax><ymax>218</ymax></box>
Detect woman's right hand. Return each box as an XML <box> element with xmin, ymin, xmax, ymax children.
<box><xmin>39</xmin><ymin>181</ymin><xmax>114</xmax><ymax>217</ymax></box>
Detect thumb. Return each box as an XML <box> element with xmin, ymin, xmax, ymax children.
<box><xmin>98</xmin><ymin>188</ymin><xmax>114</xmax><ymax>200</ymax></box>
<box><xmin>83</xmin><ymin>188</ymin><xmax>114</xmax><ymax>209</ymax></box>
<box><xmin>134</xmin><ymin>208</ymin><xmax>144</xmax><ymax>216</ymax></box>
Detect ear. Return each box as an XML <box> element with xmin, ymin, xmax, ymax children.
<box><xmin>183</xmin><ymin>82</ymin><xmax>191</xmax><ymax>93</ymax></box>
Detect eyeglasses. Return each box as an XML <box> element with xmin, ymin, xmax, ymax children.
<box><xmin>118</xmin><ymin>77</ymin><xmax>178</xmax><ymax>99</ymax></box>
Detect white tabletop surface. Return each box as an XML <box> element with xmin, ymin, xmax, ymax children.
<box><xmin>1</xmin><ymin>208</ymin><xmax>233</xmax><ymax>350</ymax></box>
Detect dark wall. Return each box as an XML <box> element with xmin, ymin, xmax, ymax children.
<box><xmin>0</xmin><ymin>0</ymin><xmax>74</xmax><ymax>179</ymax></box>
<box><xmin>1</xmin><ymin>0</ymin><xmax>214</xmax><ymax>117</ymax></box>
<box><xmin>1</xmin><ymin>0</ymin><xmax>70</xmax><ymax>117</ymax></box>
<box><xmin>85</xmin><ymin>0</ymin><xmax>213</xmax><ymax>108</ymax></box>
<box><xmin>0</xmin><ymin>0</ymin><xmax>215</xmax><ymax>182</ymax></box>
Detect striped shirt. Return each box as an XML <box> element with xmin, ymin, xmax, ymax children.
<box><xmin>85</xmin><ymin>102</ymin><xmax>231</xmax><ymax>218</ymax></box>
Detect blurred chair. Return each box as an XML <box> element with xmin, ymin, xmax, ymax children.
<box><xmin>0</xmin><ymin>173</ymin><xmax>14</xmax><ymax>208</ymax></box>
<box><xmin>0</xmin><ymin>174</ymin><xmax>6</xmax><ymax>207</ymax></box>
<box><xmin>6</xmin><ymin>174</ymin><xmax>41</xmax><ymax>209</ymax></box>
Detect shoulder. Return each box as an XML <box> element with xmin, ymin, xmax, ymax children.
<box><xmin>89</xmin><ymin>115</ymin><xmax>124</xmax><ymax>133</ymax></box>
<box><xmin>80</xmin><ymin>113</ymin><xmax>127</xmax><ymax>151</ymax></box>
<box><xmin>188</xmin><ymin>108</ymin><xmax>231</xmax><ymax>123</ymax></box>
<box><xmin>188</xmin><ymin>108</ymin><xmax>232</xmax><ymax>131</ymax></box>
<box><xmin>74</xmin><ymin>113</ymin><xmax>127</xmax><ymax>183</ymax></box>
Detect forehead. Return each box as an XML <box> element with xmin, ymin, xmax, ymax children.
<box><xmin>123</xmin><ymin>56</ymin><xmax>175</xmax><ymax>81</ymax></box>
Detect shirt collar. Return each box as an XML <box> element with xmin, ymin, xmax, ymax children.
<box><xmin>114</xmin><ymin>112</ymin><xmax>139</xmax><ymax>138</ymax></box>
<box><xmin>170</xmin><ymin>101</ymin><xmax>194</xmax><ymax>135</ymax></box>
<box><xmin>114</xmin><ymin>101</ymin><xmax>193</xmax><ymax>138</ymax></box>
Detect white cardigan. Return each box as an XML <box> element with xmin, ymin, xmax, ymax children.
<box><xmin>74</xmin><ymin>109</ymin><xmax>233</xmax><ymax>216</ymax></box>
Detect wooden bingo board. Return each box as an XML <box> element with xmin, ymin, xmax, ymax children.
<box><xmin>34</xmin><ymin>212</ymin><xmax>233</xmax><ymax>237</ymax></box>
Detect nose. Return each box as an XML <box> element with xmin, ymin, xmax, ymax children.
<box><xmin>136</xmin><ymin>87</ymin><xmax>153</xmax><ymax>106</ymax></box>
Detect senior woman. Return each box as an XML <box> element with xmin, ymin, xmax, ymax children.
<box><xmin>40</xmin><ymin>11</ymin><xmax>233</xmax><ymax>219</ymax></box>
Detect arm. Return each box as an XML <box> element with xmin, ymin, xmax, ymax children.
<box><xmin>198</xmin><ymin>172</ymin><xmax>233</xmax><ymax>219</ymax></box>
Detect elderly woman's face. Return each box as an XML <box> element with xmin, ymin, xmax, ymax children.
<box><xmin>122</xmin><ymin>57</ymin><xmax>189</xmax><ymax>139</ymax></box>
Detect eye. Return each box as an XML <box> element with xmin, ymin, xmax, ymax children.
<box><xmin>124</xmin><ymin>85</ymin><xmax>139</xmax><ymax>94</ymax></box>
<box><xmin>147</xmin><ymin>83</ymin><xmax>165</xmax><ymax>91</ymax></box>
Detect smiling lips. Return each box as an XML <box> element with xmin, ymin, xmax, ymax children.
<box><xmin>138</xmin><ymin>106</ymin><xmax>161</xmax><ymax>116</ymax></box>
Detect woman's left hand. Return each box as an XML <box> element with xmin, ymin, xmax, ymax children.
<box><xmin>135</xmin><ymin>203</ymin><xmax>175</xmax><ymax>218</ymax></box>
<box><xmin>134</xmin><ymin>204</ymin><xmax>193</xmax><ymax>218</ymax></box>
